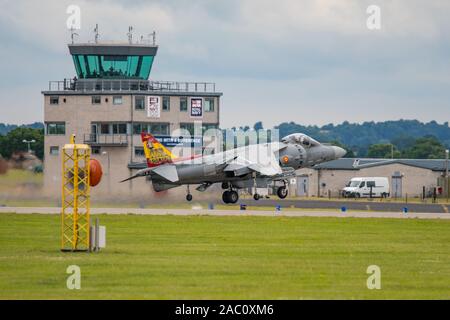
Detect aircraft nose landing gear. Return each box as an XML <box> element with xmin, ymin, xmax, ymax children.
<box><xmin>186</xmin><ymin>185</ymin><xmax>193</xmax><ymax>201</ymax></box>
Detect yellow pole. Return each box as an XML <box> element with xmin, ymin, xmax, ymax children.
<box><xmin>61</xmin><ymin>149</ymin><xmax>65</xmax><ymax>249</ymax></box>
<box><xmin>72</xmin><ymin>145</ymin><xmax>78</xmax><ymax>250</ymax></box>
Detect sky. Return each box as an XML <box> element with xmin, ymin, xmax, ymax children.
<box><xmin>0</xmin><ymin>0</ymin><xmax>449</xmax><ymax>128</ymax></box>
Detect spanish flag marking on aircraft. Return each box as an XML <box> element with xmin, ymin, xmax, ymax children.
<box><xmin>141</xmin><ymin>132</ymin><xmax>177</xmax><ymax>168</ymax></box>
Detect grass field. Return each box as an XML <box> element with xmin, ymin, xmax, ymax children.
<box><xmin>0</xmin><ymin>213</ymin><xmax>449</xmax><ymax>299</ymax></box>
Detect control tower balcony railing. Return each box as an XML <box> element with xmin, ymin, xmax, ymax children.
<box><xmin>48</xmin><ymin>78</ymin><xmax>216</xmax><ymax>93</ymax></box>
<box><xmin>84</xmin><ymin>133</ymin><xmax>128</xmax><ymax>147</ymax></box>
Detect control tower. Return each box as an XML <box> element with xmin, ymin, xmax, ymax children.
<box><xmin>42</xmin><ymin>35</ymin><xmax>222</xmax><ymax>198</ymax></box>
<box><xmin>69</xmin><ymin>43</ymin><xmax>157</xmax><ymax>79</ymax></box>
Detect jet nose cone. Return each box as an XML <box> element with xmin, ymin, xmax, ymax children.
<box><xmin>332</xmin><ymin>146</ymin><xmax>347</xmax><ymax>159</ymax></box>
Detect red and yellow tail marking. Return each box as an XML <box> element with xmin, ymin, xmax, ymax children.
<box><xmin>141</xmin><ymin>132</ymin><xmax>177</xmax><ymax>167</ymax></box>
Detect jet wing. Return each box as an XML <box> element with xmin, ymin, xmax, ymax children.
<box><xmin>120</xmin><ymin>164</ymin><xmax>178</xmax><ymax>183</ymax></box>
<box><xmin>223</xmin><ymin>143</ymin><xmax>283</xmax><ymax>177</ymax></box>
<box><xmin>152</xmin><ymin>164</ymin><xmax>179</xmax><ymax>182</ymax></box>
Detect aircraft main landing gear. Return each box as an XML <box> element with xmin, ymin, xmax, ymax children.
<box><xmin>222</xmin><ymin>190</ymin><xmax>239</xmax><ymax>204</ymax></box>
<box><xmin>277</xmin><ymin>186</ymin><xmax>288</xmax><ymax>199</ymax></box>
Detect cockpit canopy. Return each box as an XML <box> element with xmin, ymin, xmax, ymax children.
<box><xmin>281</xmin><ymin>133</ymin><xmax>320</xmax><ymax>147</ymax></box>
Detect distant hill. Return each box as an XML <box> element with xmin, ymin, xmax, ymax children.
<box><xmin>0</xmin><ymin>122</ymin><xmax>44</xmax><ymax>135</ymax></box>
<box><xmin>274</xmin><ymin>120</ymin><xmax>450</xmax><ymax>156</ymax></box>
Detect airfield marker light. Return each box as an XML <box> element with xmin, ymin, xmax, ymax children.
<box><xmin>341</xmin><ymin>206</ymin><xmax>347</xmax><ymax>213</ymax></box>
<box><xmin>403</xmin><ymin>207</ymin><xmax>408</xmax><ymax>214</ymax></box>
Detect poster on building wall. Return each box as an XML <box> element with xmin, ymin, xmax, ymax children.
<box><xmin>147</xmin><ymin>96</ymin><xmax>161</xmax><ymax>118</ymax></box>
<box><xmin>190</xmin><ymin>97</ymin><xmax>203</xmax><ymax>118</ymax></box>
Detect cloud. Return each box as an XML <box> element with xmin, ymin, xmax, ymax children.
<box><xmin>0</xmin><ymin>0</ymin><xmax>449</xmax><ymax>128</ymax></box>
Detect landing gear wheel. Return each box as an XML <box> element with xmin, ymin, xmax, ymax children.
<box><xmin>253</xmin><ymin>193</ymin><xmax>260</xmax><ymax>201</ymax></box>
<box><xmin>186</xmin><ymin>194</ymin><xmax>193</xmax><ymax>201</ymax></box>
<box><xmin>228</xmin><ymin>190</ymin><xmax>239</xmax><ymax>204</ymax></box>
<box><xmin>222</xmin><ymin>191</ymin><xmax>230</xmax><ymax>204</ymax></box>
<box><xmin>277</xmin><ymin>186</ymin><xmax>288</xmax><ymax>199</ymax></box>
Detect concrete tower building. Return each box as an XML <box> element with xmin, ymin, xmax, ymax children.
<box><xmin>42</xmin><ymin>37</ymin><xmax>222</xmax><ymax>198</ymax></box>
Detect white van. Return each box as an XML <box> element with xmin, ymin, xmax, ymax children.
<box><xmin>342</xmin><ymin>177</ymin><xmax>390</xmax><ymax>198</ymax></box>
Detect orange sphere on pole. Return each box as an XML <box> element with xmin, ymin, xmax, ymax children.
<box><xmin>89</xmin><ymin>159</ymin><xmax>103</xmax><ymax>187</ymax></box>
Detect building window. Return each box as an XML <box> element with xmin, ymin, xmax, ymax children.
<box><xmin>203</xmin><ymin>123</ymin><xmax>218</xmax><ymax>132</ymax></box>
<box><xmin>91</xmin><ymin>146</ymin><xmax>101</xmax><ymax>154</ymax></box>
<box><xmin>112</xmin><ymin>123</ymin><xmax>127</xmax><ymax>134</ymax></box>
<box><xmin>100</xmin><ymin>123</ymin><xmax>110</xmax><ymax>134</ymax></box>
<box><xmin>151</xmin><ymin>123</ymin><xmax>169</xmax><ymax>135</ymax></box>
<box><xmin>49</xmin><ymin>146</ymin><xmax>59</xmax><ymax>155</ymax></box>
<box><xmin>113</xmin><ymin>96</ymin><xmax>123</xmax><ymax>105</ymax></box>
<box><xmin>133</xmin><ymin>123</ymin><xmax>169</xmax><ymax>135</ymax></box>
<box><xmin>50</xmin><ymin>96</ymin><xmax>59</xmax><ymax>105</ymax></box>
<box><xmin>133</xmin><ymin>123</ymin><xmax>144</xmax><ymax>135</ymax></box>
<box><xmin>180</xmin><ymin>123</ymin><xmax>195</xmax><ymax>136</ymax></box>
<box><xmin>92</xmin><ymin>96</ymin><xmax>101</xmax><ymax>104</ymax></box>
<box><xmin>180</xmin><ymin>97</ymin><xmax>188</xmax><ymax>112</ymax></box>
<box><xmin>134</xmin><ymin>147</ymin><xmax>145</xmax><ymax>157</ymax></box>
<box><xmin>135</xmin><ymin>96</ymin><xmax>145</xmax><ymax>110</ymax></box>
<box><xmin>205</xmin><ymin>98</ymin><xmax>214</xmax><ymax>112</ymax></box>
<box><xmin>46</xmin><ymin>122</ymin><xmax>65</xmax><ymax>135</ymax></box>
<box><xmin>162</xmin><ymin>96</ymin><xmax>170</xmax><ymax>111</ymax></box>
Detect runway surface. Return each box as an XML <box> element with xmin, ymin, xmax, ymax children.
<box><xmin>1</xmin><ymin>206</ymin><xmax>449</xmax><ymax>219</ymax></box>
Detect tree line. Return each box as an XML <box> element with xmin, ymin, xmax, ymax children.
<box><xmin>1</xmin><ymin>120</ymin><xmax>449</xmax><ymax>160</ymax></box>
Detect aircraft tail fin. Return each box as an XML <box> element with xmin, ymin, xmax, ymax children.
<box><xmin>141</xmin><ymin>132</ymin><xmax>177</xmax><ymax>168</ymax></box>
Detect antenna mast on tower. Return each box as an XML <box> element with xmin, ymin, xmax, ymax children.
<box><xmin>70</xmin><ymin>27</ymin><xmax>79</xmax><ymax>44</ymax></box>
<box><xmin>94</xmin><ymin>24</ymin><xmax>99</xmax><ymax>43</ymax></box>
<box><xmin>127</xmin><ymin>26</ymin><xmax>134</xmax><ymax>44</ymax></box>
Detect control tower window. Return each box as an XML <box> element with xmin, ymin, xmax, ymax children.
<box><xmin>72</xmin><ymin>54</ymin><xmax>154</xmax><ymax>79</ymax></box>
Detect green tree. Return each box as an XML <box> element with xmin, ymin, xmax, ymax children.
<box><xmin>367</xmin><ymin>144</ymin><xmax>400</xmax><ymax>158</ymax></box>
<box><xmin>391</xmin><ymin>135</ymin><xmax>415</xmax><ymax>151</ymax></box>
<box><xmin>0</xmin><ymin>127</ymin><xmax>44</xmax><ymax>160</ymax></box>
<box><xmin>401</xmin><ymin>136</ymin><xmax>446</xmax><ymax>159</ymax></box>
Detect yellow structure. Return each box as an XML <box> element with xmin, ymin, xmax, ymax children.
<box><xmin>61</xmin><ymin>135</ymin><xmax>91</xmax><ymax>251</ymax></box>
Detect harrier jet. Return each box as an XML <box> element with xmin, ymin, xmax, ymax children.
<box><xmin>121</xmin><ymin>132</ymin><xmax>346</xmax><ymax>203</ymax></box>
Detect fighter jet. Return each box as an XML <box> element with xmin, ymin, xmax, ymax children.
<box><xmin>121</xmin><ymin>132</ymin><xmax>346</xmax><ymax>203</ymax></box>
